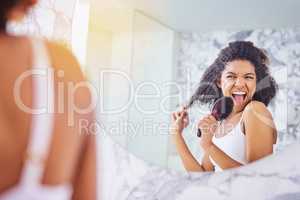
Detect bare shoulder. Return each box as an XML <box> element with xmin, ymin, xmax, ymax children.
<box><xmin>45</xmin><ymin>40</ymin><xmax>85</xmax><ymax>82</ymax></box>
<box><xmin>244</xmin><ymin>100</ymin><xmax>273</xmax><ymax>119</ymax></box>
<box><xmin>45</xmin><ymin>40</ymin><xmax>92</xmax><ymax>104</ymax></box>
<box><xmin>45</xmin><ymin>40</ymin><xmax>73</xmax><ymax>58</ymax></box>
<box><xmin>243</xmin><ymin>101</ymin><xmax>277</xmax><ymax>144</ymax></box>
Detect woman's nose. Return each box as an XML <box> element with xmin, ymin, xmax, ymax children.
<box><xmin>234</xmin><ymin>77</ymin><xmax>245</xmax><ymax>86</ymax></box>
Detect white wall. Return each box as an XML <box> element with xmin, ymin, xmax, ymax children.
<box><xmin>86</xmin><ymin>3</ymin><xmax>134</xmax><ymax>199</ymax></box>
<box><xmin>126</xmin><ymin>12</ymin><xmax>176</xmax><ymax>166</ymax></box>
<box><xmin>86</xmin><ymin>4</ymin><xmax>134</xmax><ymax>146</ymax></box>
<box><xmin>110</xmin><ymin>0</ymin><xmax>300</xmax><ymax>32</ymax></box>
<box><xmin>86</xmin><ymin>4</ymin><xmax>177</xmax><ymax>198</ymax></box>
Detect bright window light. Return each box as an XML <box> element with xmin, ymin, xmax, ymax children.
<box><xmin>72</xmin><ymin>0</ymin><xmax>90</xmax><ymax>69</ymax></box>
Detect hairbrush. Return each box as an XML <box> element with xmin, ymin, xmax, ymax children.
<box><xmin>197</xmin><ymin>96</ymin><xmax>234</xmax><ymax>137</ymax></box>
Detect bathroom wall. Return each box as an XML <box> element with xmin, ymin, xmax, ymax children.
<box><xmin>86</xmin><ymin>1</ymin><xmax>134</xmax><ymax>147</ymax></box>
<box><xmin>126</xmin><ymin>11</ymin><xmax>176</xmax><ymax>166</ymax></box>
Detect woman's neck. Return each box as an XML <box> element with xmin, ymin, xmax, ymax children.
<box><xmin>226</xmin><ymin>109</ymin><xmax>243</xmax><ymax>121</ymax></box>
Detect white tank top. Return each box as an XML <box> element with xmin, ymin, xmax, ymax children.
<box><xmin>209</xmin><ymin>113</ymin><xmax>247</xmax><ymax>172</ymax></box>
<box><xmin>0</xmin><ymin>38</ymin><xmax>72</xmax><ymax>200</ymax></box>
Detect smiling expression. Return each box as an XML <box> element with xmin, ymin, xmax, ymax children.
<box><xmin>217</xmin><ymin>60</ymin><xmax>257</xmax><ymax>113</ymax></box>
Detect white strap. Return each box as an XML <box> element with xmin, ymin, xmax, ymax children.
<box><xmin>21</xmin><ymin>37</ymin><xmax>55</xmax><ymax>185</ymax></box>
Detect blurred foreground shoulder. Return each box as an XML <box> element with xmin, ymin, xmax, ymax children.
<box><xmin>46</xmin><ymin>40</ymin><xmax>85</xmax><ymax>81</ymax></box>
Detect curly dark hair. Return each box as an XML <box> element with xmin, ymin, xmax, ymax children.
<box><xmin>187</xmin><ymin>41</ymin><xmax>278</xmax><ymax>108</ymax></box>
<box><xmin>0</xmin><ymin>0</ymin><xmax>25</xmax><ymax>31</ymax></box>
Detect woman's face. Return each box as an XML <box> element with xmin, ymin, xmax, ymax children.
<box><xmin>218</xmin><ymin>60</ymin><xmax>257</xmax><ymax>112</ymax></box>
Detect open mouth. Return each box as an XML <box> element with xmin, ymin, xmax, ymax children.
<box><xmin>231</xmin><ymin>91</ymin><xmax>247</xmax><ymax>104</ymax></box>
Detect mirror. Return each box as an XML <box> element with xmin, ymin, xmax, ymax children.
<box><xmin>11</xmin><ymin>0</ymin><xmax>298</xmax><ymax>173</ymax></box>
<box><xmin>85</xmin><ymin>0</ymin><xmax>300</xmax><ymax>172</ymax></box>
<box><xmin>7</xmin><ymin>1</ymin><xmax>300</xmax><ymax>199</ymax></box>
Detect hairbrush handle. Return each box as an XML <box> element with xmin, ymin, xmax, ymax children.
<box><xmin>196</xmin><ymin>112</ymin><xmax>218</xmax><ymax>138</ymax></box>
<box><xmin>195</xmin><ymin>97</ymin><xmax>233</xmax><ymax>138</ymax></box>
<box><xmin>197</xmin><ymin>129</ymin><xmax>202</xmax><ymax>137</ymax></box>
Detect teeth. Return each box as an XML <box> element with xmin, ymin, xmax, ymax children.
<box><xmin>232</xmin><ymin>91</ymin><xmax>246</xmax><ymax>95</ymax></box>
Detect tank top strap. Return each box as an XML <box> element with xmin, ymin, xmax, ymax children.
<box><xmin>237</xmin><ymin>109</ymin><xmax>246</xmax><ymax>135</ymax></box>
<box><xmin>20</xmin><ymin>37</ymin><xmax>55</xmax><ymax>186</ymax></box>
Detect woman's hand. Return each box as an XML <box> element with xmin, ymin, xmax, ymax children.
<box><xmin>198</xmin><ymin>114</ymin><xmax>218</xmax><ymax>150</ymax></box>
<box><xmin>171</xmin><ymin>107</ymin><xmax>189</xmax><ymax>135</ymax></box>
<box><xmin>171</xmin><ymin>107</ymin><xmax>205</xmax><ymax>172</ymax></box>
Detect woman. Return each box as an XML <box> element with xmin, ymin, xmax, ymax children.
<box><xmin>171</xmin><ymin>41</ymin><xmax>278</xmax><ymax>172</ymax></box>
<box><xmin>0</xmin><ymin>0</ymin><xmax>96</xmax><ymax>199</ymax></box>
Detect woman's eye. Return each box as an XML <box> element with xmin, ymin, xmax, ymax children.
<box><xmin>226</xmin><ymin>75</ymin><xmax>235</xmax><ymax>79</ymax></box>
<box><xmin>245</xmin><ymin>76</ymin><xmax>254</xmax><ymax>80</ymax></box>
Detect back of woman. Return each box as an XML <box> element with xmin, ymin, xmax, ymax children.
<box><xmin>0</xmin><ymin>1</ymin><xmax>96</xmax><ymax>199</ymax></box>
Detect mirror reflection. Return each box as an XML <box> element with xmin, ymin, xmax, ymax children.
<box><xmin>85</xmin><ymin>1</ymin><xmax>299</xmax><ymax>172</ymax></box>
<box><xmin>171</xmin><ymin>43</ymin><xmax>278</xmax><ymax>172</ymax></box>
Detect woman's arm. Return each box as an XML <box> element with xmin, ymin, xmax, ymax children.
<box><xmin>173</xmin><ymin>132</ymin><xmax>216</xmax><ymax>172</ymax></box>
<box><xmin>172</xmin><ymin>133</ymin><xmax>204</xmax><ymax>172</ymax></box>
<box><xmin>171</xmin><ymin>108</ymin><xmax>205</xmax><ymax>172</ymax></box>
<box><xmin>201</xmin><ymin>152</ymin><xmax>215</xmax><ymax>171</ymax></box>
<box><xmin>72</xmin><ymin>133</ymin><xmax>97</xmax><ymax>200</ymax></box>
<box><xmin>243</xmin><ymin>101</ymin><xmax>277</xmax><ymax>162</ymax></box>
<box><xmin>46</xmin><ymin>41</ymin><xmax>97</xmax><ymax>199</ymax></box>
<box><xmin>204</xmin><ymin>144</ymin><xmax>243</xmax><ymax>169</ymax></box>
<box><xmin>199</xmin><ymin>115</ymin><xmax>244</xmax><ymax>170</ymax></box>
